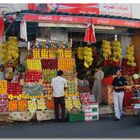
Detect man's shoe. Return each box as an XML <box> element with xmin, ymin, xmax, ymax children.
<box><xmin>113</xmin><ymin>117</ymin><xmax>121</xmax><ymax>121</ymax></box>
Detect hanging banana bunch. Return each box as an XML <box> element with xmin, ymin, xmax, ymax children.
<box><xmin>102</xmin><ymin>40</ymin><xmax>111</xmax><ymax>60</ymax></box>
<box><xmin>126</xmin><ymin>45</ymin><xmax>136</xmax><ymax>67</ymax></box>
<box><xmin>112</xmin><ymin>40</ymin><xmax>122</xmax><ymax>62</ymax></box>
<box><xmin>0</xmin><ymin>36</ymin><xmax>19</xmax><ymax>66</ymax></box>
<box><xmin>83</xmin><ymin>47</ymin><xmax>93</xmax><ymax>68</ymax></box>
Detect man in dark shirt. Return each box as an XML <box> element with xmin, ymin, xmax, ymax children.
<box><xmin>112</xmin><ymin>67</ymin><xmax>127</xmax><ymax>121</ymax></box>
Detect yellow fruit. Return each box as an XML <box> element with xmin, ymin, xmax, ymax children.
<box><xmin>102</xmin><ymin>40</ymin><xmax>112</xmax><ymax>60</ymax></box>
<box><xmin>126</xmin><ymin>45</ymin><xmax>136</xmax><ymax>67</ymax></box>
<box><xmin>112</xmin><ymin>41</ymin><xmax>122</xmax><ymax>62</ymax></box>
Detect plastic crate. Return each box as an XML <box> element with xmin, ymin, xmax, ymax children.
<box><xmin>67</xmin><ymin>111</ymin><xmax>85</xmax><ymax>122</ymax></box>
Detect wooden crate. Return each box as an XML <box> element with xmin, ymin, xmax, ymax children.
<box><xmin>99</xmin><ymin>105</ymin><xmax>114</xmax><ymax>115</ymax></box>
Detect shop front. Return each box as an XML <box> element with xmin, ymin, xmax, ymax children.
<box><xmin>0</xmin><ymin>4</ymin><xmax>140</xmax><ymax>122</ymax></box>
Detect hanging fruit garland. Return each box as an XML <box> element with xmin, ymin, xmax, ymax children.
<box><xmin>112</xmin><ymin>40</ymin><xmax>122</xmax><ymax>62</ymax></box>
<box><xmin>126</xmin><ymin>45</ymin><xmax>136</xmax><ymax>67</ymax></box>
<box><xmin>102</xmin><ymin>40</ymin><xmax>111</xmax><ymax>60</ymax></box>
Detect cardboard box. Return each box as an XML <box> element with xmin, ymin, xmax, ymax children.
<box><xmin>102</xmin><ymin>85</ymin><xmax>114</xmax><ymax>105</ymax></box>
<box><xmin>82</xmin><ymin>103</ymin><xmax>99</xmax><ymax>113</ymax></box>
<box><xmin>102</xmin><ymin>92</ymin><xmax>114</xmax><ymax>105</ymax></box>
<box><xmin>84</xmin><ymin>112</ymin><xmax>99</xmax><ymax>121</ymax></box>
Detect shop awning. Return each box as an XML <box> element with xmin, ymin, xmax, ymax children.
<box><xmin>22</xmin><ymin>14</ymin><xmax>88</xmax><ymax>24</ymax></box>
<box><xmin>20</xmin><ymin>13</ymin><xmax>140</xmax><ymax>28</ymax></box>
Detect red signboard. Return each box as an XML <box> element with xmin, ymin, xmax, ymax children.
<box><xmin>28</xmin><ymin>3</ymin><xmax>99</xmax><ymax>15</ymax></box>
<box><xmin>23</xmin><ymin>14</ymin><xmax>88</xmax><ymax>24</ymax></box>
<box><xmin>91</xmin><ymin>17</ymin><xmax>140</xmax><ymax>28</ymax></box>
<box><xmin>28</xmin><ymin>3</ymin><xmax>132</xmax><ymax>18</ymax></box>
<box><xmin>23</xmin><ymin>13</ymin><xmax>140</xmax><ymax>28</ymax></box>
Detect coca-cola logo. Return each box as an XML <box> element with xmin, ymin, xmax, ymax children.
<box><xmin>124</xmin><ymin>21</ymin><xmax>136</xmax><ymax>26</ymax></box>
<box><xmin>38</xmin><ymin>16</ymin><xmax>53</xmax><ymax>21</ymax></box>
<box><xmin>59</xmin><ymin>17</ymin><xmax>73</xmax><ymax>22</ymax></box>
<box><xmin>97</xmin><ymin>19</ymin><xmax>110</xmax><ymax>24</ymax></box>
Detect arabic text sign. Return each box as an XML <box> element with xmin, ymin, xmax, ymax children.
<box><xmin>99</xmin><ymin>4</ymin><xmax>132</xmax><ymax>17</ymax></box>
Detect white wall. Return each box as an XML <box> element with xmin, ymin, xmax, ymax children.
<box><xmin>50</xmin><ymin>28</ymin><xmax>68</xmax><ymax>42</ymax></box>
<box><xmin>131</xmin><ymin>4</ymin><xmax>140</xmax><ymax>19</ymax></box>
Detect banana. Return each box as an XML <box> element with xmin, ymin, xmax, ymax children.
<box><xmin>126</xmin><ymin>45</ymin><xmax>136</xmax><ymax>66</ymax></box>
<box><xmin>112</xmin><ymin>41</ymin><xmax>122</xmax><ymax>62</ymax></box>
<box><xmin>102</xmin><ymin>40</ymin><xmax>112</xmax><ymax>60</ymax></box>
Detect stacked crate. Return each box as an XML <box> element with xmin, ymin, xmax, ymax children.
<box><xmin>82</xmin><ymin>103</ymin><xmax>99</xmax><ymax>121</ymax></box>
<box><xmin>80</xmin><ymin>92</ymin><xmax>99</xmax><ymax>121</ymax></box>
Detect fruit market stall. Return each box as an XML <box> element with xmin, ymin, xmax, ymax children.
<box><xmin>0</xmin><ymin>36</ymin><xmax>100</xmax><ymax>123</ymax></box>
<box><xmin>1</xmin><ymin>15</ymin><xmax>140</xmax><ymax>121</ymax></box>
<box><xmin>74</xmin><ymin>38</ymin><xmax>140</xmax><ymax>115</ymax></box>
<box><xmin>0</xmin><ymin>34</ymin><xmax>139</xmax><ymax>121</ymax></box>
<box><xmin>17</xmin><ymin>13</ymin><xmax>140</xmax><ymax>117</ymax></box>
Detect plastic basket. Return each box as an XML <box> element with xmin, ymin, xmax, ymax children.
<box><xmin>67</xmin><ymin>111</ymin><xmax>85</xmax><ymax>122</ymax></box>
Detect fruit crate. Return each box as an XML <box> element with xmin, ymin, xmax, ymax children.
<box><xmin>67</xmin><ymin>111</ymin><xmax>85</xmax><ymax>122</ymax></box>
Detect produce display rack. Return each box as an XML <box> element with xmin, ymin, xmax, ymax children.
<box><xmin>0</xmin><ymin>39</ymin><xmax>84</xmax><ymax>123</ymax></box>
